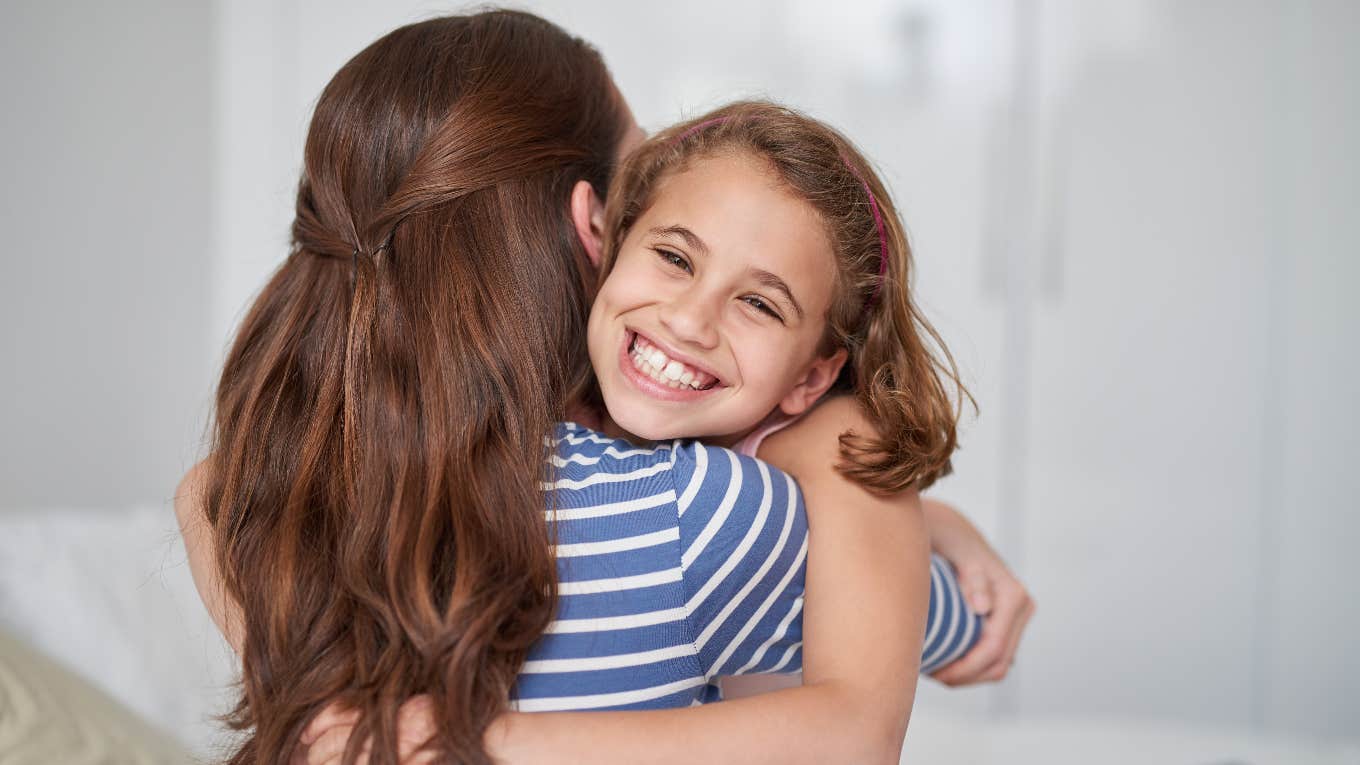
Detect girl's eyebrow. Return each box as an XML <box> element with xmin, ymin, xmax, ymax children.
<box><xmin>649</xmin><ymin>225</ymin><xmax>709</xmax><ymax>255</ymax></box>
<box><xmin>749</xmin><ymin>268</ymin><xmax>804</xmax><ymax>320</ymax></box>
<box><xmin>650</xmin><ymin>224</ymin><xmax>803</xmax><ymax>320</ymax></box>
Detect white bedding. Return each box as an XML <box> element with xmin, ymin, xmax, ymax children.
<box><xmin>2</xmin><ymin>506</ymin><xmax>1356</xmax><ymax>764</ymax></box>
<box><xmin>0</xmin><ymin>504</ymin><xmax>238</xmax><ymax>757</ymax></box>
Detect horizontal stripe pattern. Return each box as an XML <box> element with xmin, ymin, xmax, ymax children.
<box><xmin>512</xmin><ymin>423</ymin><xmax>981</xmax><ymax>712</ymax></box>
<box><xmin>512</xmin><ymin>677</ymin><xmax>709</xmax><ymax>712</ymax></box>
<box><xmin>541</xmin><ymin>460</ymin><xmax>673</xmax><ymax>491</ymax></box>
<box><xmin>544</xmin><ymin>607</ymin><xmax>688</xmax><ymax>634</ymax></box>
<box><xmin>555</xmin><ymin>567</ymin><xmax>683</xmax><ymax>596</ymax></box>
<box><xmin>521</xmin><ymin>644</ymin><xmax>695</xmax><ymax>674</ymax></box>
<box><xmin>517</xmin><ymin>424</ymin><xmax>705</xmax><ymax>711</ymax></box>
<box><xmin>543</xmin><ymin>491</ymin><xmax>676</xmax><ymax>521</ymax></box>
<box><xmin>551</xmin><ymin>527</ymin><xmax>678</xmax><ymax>558</ymax></box>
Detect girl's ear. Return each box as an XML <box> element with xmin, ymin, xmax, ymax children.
<box><xmin>779</xmin><ymin>348</ymin><xmax>849</xmax><ymax>416</ymax></box>
<box><xmin>570</xmin><ymin>180</ymin><xmax>607</xmax><ymax>268</ymax></box>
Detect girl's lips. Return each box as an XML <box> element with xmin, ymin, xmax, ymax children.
<box><xmin>628</xmin><ymin>330</ymin><xmax>724</xmax><ymax>385</ymax></box>
<box><xmin>616</xmin><ymin>330</ymin><xmax>724</xmax><ymax>403</ymax></box>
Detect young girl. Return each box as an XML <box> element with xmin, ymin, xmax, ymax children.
<box><xmin>582</xmin><ymin>100</ymin><xmax>981</xmax><ymax>687</ymax></box>
<box><xmin>588</xmin><ymin>101</ymin><xmax>958</xmax><ymax>487</ymax></box>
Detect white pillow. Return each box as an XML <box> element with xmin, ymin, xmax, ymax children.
<box><xmin>0</xmin><ymin>505</ymin><xmax>239</xmax><ymax>757</ymax></box>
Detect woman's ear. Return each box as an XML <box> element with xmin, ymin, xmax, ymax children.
<box><xmin>779</xmin><ymin>348</ymin><xmax>849</xmax><ymax>416</ymax></box>
<box><xmin>570</xmin><ymin>180</ymin><xmax>607</xmax><ymax>268</ymax></box>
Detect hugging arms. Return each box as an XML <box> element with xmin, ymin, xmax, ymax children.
<box><xmin>178</xmin><ymin>399</ymin><xmax>1028</xmax><ymax>764</ymax></box>
<box><xmin>178</xmin><ymin>10</ymin><xmax>1032</xmax><ymax>764</ymax></box>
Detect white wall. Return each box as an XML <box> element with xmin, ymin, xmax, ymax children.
<box><xmin>0</xmin><ymin>1</ymin><xmax>215</xmax><ymax>512</ymax></box>
<box><xmin>1262</xmin><ymin>0</ymin><xmax>1360</xmax><ymax>737</ymax></box>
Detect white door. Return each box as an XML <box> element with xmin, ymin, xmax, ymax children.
<box><xmin>1015</xmin><ymin>0</ymin><xmax>1278</xmax><ymax>727</ymax></box>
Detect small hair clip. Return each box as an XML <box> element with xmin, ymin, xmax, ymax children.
<box><xmin>348</xmin><ymin>227</ymin><xmax>397</xmax><ymax>291</ymax></box>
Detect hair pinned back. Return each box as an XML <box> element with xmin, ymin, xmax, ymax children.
<box><xmin>206</xmin><ymin>11</ymin><xmax>626</xmax><ymax>764</ymax></box>
<box><xmin>603</xmin><ymin>100</ymin><xmax>973</xmax><ymax>493</ymax></box>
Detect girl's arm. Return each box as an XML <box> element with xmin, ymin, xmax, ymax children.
<box><xmin>305</xmin><ymin>397</ymin><xmax>931</xmax><ymax>765</ymax></box>
<box><xmin>493</xmin><ymin>397</ymin><xmax>929</xmax><ymax>764</ymax></box>
<box><xmin>181</xmin><ymin>433</ymin><xmax>926</xmax><ymax>763</ymax></box>
<box><xmin>174</xmin><ymin>441</ymin><xmax>1010</xmax><ymax>686</ymax></box>
<box><xmin>919</xmin><ymin>497</ymin><xmax>1035</xmax><ymax>686</ymax></box>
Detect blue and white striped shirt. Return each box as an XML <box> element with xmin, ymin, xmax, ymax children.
<box><xmin>511</xmin><ymin>423</ymin><xmax>980</xmax><ymax>711</ymax></box>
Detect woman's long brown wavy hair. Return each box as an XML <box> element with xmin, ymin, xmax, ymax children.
<box><xmin>203</xmin><ymin>12</ymin><xmax>625</xmax><ymax>764</ymax></box>
<box><xmin>601</xmin><ymin>101</ymin><xmax>973</xmax><ymax>493</ymax></box>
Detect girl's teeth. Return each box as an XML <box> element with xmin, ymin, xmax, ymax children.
<box><xmin>628</xmin><ymin>334</ymin><xmax>713</xmax><ymax>391</ymax></box>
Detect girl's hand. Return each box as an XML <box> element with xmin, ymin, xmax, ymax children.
<box><xmin>921</xmin><ymin>498</ymin><xmax>1036</xmax><ymax>686</ymax></box>
<box><xmin>299</xmin><ymin>696</ymin><xmax>438</xmax><ymax>765</ymax></box>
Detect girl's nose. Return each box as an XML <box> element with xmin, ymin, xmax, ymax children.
<box><xmin>657</xmin><ymin>288</ymin><xmax>720</xmax><ymax>349</ymax></box>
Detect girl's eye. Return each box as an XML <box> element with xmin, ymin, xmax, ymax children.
<box><xmin>655</xmin><ymin>248</ymin><xmax>692</xmax><ymax>273</ymax></box>
<box><xmin>742</xmin><ymin>295</ymin><xmax>784</xmax><ymax>323</ymax></box>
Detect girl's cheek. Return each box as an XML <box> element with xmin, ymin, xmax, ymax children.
<box><xmin>620</xmin><ymin>264</ymin><xmax>675</xmax><ymax>305</ymax></box>
<box><xmin>608</xmin><ymin>255</ymin><xmax>649</xmax><ymax>286</ymax></box>
<box><xmin>597</xmin><ymin>270</ymin><xmax>638</xmax><ymax>308</ymax></box>
<box><xmin>743</xmin><ymin>326</ymin><xmax>813</xmax><ymax>387</ymax></box>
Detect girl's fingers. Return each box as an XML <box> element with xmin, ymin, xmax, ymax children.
<box><xmin>933</xmin><ymin>636</ymin><xmax>998</xmax><ymax>683</ymax></box>
<box><xmin>955</xmin><ymin>564</ymin><xmax>996</xmax><ymax>616</ymax></box>
<box><xmin>932</xmin><ymin>622</ymin><xmax>1005</xmax><ymax>685</ymax></box>
<box><xmin>396</xmin><ymin>694</ymin><xmax>439</xmax><ymax>758</ymax></box>
<box><xmin>305</xmin><ymin>725</ymin><xmax>356</xmax><ymax>765</ymax></box>
<box><xmin>301</xmin><ymin>696</ymin><xmax>433</xmax><ymax>765</ymax></box>
<box><xmin>986</xmin><ymin>596</ymin><xmax>1035</xmax><ymax>681</ymax></box>
<box><xmin>303</xmin><ymin>704</ymin><xmax>361</xmax><ymax>744</ymax></box>
<box><xmin>979</xmin><ymin>582</ymin><xmax>1028</xmax><ymax>677</ymax></box>
<box><xmin>932</xmin><ymin>570</ymin><xmax>1029</xmax><ymax>685</ymax></box>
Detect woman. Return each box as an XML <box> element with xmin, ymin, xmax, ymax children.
<box><xmin>177</xmin><ymin>10</ymin><xmax>1031</xmax><ymax>764</ymax></box>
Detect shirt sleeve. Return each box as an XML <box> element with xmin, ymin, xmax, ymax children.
<box><xmin>668</xmin><ymin>440</ymin><xmax>981</xmax><ymax>679</ymax></box>
<box><xmin>670</xmin><ymin>440</ymin><xmax>808</xmax><ymax>679</ymax></box>
<box><xmin>919</xmin><ymin>554</ymin><xmax>984</xmax><ymax>674</ymax></box>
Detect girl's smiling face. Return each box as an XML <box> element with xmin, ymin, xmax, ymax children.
<box><xmin>587</xmin><ymin>150</ymin><xmax>847</xmax><ymax>444</ymax></box>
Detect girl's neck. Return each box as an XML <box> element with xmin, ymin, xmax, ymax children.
<box><xmin>598</xmin><ymin>411</ymin><xmax>646</xmax><ymax>445</ymax></box>
<box><xmin>599</xmin><ymin>410</ymin><xmax>748</xmax><ymax>450</ymax></box>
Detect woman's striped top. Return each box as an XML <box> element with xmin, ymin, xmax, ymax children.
<box><xmin>511</xmin><ymin>423</ymin><xmax>981</xmax><ymax>711</ymax></box>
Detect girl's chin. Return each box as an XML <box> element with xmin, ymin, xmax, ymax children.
<box><xmin>610</xmin><ymin>413</ymin><xmax>684</xmax><ymax>443</ymax></box>
<box><xmin>609</xmin><ymin>407</ymin><xmax>747</xmax><ymax>446</ymax></box>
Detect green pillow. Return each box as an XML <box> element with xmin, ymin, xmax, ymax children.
<box><xmin>0</xmin><ymin>629</ymin><xmax>192</xmax><ymax>764</ymax></box>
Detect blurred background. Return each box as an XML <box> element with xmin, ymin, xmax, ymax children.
<box><xmin>1</xmin><ymin>0</ymin><xmax>1356</xmax><ymax>762</ymax></box>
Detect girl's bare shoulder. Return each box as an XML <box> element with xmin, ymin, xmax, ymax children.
<box><xmin>758</xmin><ymin>395</ymin><xmax>865</xmax><ymax>475</ymax></box>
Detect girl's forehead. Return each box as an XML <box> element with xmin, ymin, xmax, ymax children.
<box><xmin>652</xmin><ymin>153</ymin><xmax>830</xmax><ymax>254</ymax></box>
<box><xmin>644</xmin><ymin>152</ymin><xmax>837</xmax><ymax>302</ymax></box>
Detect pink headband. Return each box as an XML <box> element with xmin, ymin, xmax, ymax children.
<box><xmin>673</xmin><ymin>116</ymin><xmax>889</xmax><ymax>318</ymax></box>
<box><xmin>674</xmin><ymin>116</ymin><xmax>730</xmax><ymax>144</ymax></box>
